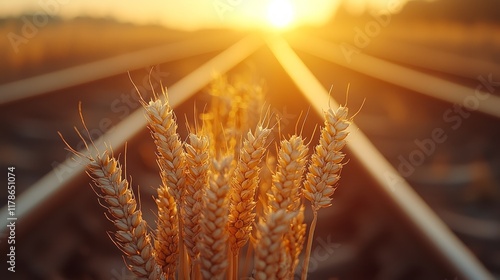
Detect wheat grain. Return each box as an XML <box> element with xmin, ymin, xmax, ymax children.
<box><xmin>228</xmin><ymin>125</ymin><xmax>272</xmax><ymax>253</ymax></box>
<box><xmin>183</xmin><ymin>133</ymin><xmax>210</xmax><ymax>274</ymax></box>
<box><xmin>199</xmin><ymin>154</ymin><xmax>233</xmax><ymax>280</ymax></box>
<box><xmin>240</xmin><ymin>79</ymin><xmax>265</xmax><ymax>133</ymax></box>
<box><xmin>286</xmin><ymin>205</ymin><xmax>306</xmax><ymax>277</ymax></box>
<box><xmin>201</xmin><ymin>75</ymin><xmax>231</xmax><ymax>158</ymax></box>
<box><xmin>256</xmin><ymin>155</ymin><xmax>275</xmax><ymax>233</ymax></box>
<box><xmin>263</xmin><ymin>135</ymin><xmax>308</xmax><ymax>279</ymax></box>
<box><xmin>154</xmin><ymin>186</ymin><xmax>179</xmax><ymax>279</ymax></box>
<box><xmin>142</xmin><ymin>95</ymin><xmax>187</xmax><ymax>204</ymax></box>
<box><xmin>87</xmin><ymin>152</ymin><xmax>165</xmax><ymax>280</ymax></box>
<box><xmin>303</xmin><ymin>106</ymin><xmax>349</xmax><ymax>211</ymax></box>
<box><xmin>270</xmin><ymin>135</ymin><xmax>308</xmax><ymax>213</ymax></box>
<box><xmin>253</xmin><ymin>209</ymin><xmax>295</xmax><ymax>280</ymax></box>
<box><xmin>230</xmin><ymin>77</ymin><xmax>265</xmax><ymax>141</ymax></box>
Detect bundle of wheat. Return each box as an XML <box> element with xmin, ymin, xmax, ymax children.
<box><xmin>64</xmin><ymin>76</ymin><xmax>350</xmax><ymax>280</ymax></box>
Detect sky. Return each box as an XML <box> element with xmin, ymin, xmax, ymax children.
<box><xmin>0</xmin><ymin>0</ymin><xmax>420</xmax><ymax>30</ymax></box>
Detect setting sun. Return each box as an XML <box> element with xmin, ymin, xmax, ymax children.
<box><xmin>267</xmin><ymin>0</ymin><xmax>295</xmax><ymax>29</ymax></box>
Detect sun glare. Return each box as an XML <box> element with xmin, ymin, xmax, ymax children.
<box><xmin>267</xmin><ymin>0</ymin><xmax>295</xmax><ymax>29</ymax></box>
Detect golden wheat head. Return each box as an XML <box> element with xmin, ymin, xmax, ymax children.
<box><xmin>303</xmin><ymin>106</ymin><xmax>349</xmax><ymax>211</ymax></box>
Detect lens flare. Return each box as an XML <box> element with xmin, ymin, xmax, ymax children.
<box><xmin>267</xmin><ymin>0</ymin><xmax>295</xmax><ymax>29</ymax></box>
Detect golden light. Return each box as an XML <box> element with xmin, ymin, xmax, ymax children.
<box><xmin>266</xmin><ymin>0</ymin><xmax>295</xmax><ymax>29</ymax></box>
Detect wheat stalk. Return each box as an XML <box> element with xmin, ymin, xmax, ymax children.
<box><xmin>141</xmin><ymin>91</ymin><xmax>188</xmax><ymax>279</ymax></box>
<box><xmin>154</xmin><ymin>186</ymin><xmax>179</xmax><ymax>279</ymax></box>
<box><xmin>202</xmin><ymin>75</ymin><xmax>265</xmax><ymax>159</ymax></box>
<box><xmin>201</xmin><ymin>75</ymin><xmax>233</xmax><ymax>158</ymax></box>
<box><xmin>257</xmin><ymin>155</ymin><xmax>275</xmax><ymax>217</ymax></box>
<box><xmin>227</xmin><ymin>125</ymin><xmax>272</xmax><ymax>278</ymax></box>
<box><xmin>301</xmin><ymin>105</ymin><xmax>350</xmax><ymax>279</ymax></box>
<box><xmin>86</xmin><ymin>151</ymin><xmax>165</xmax><ymax>280</ymax></box>
<box><xmin>286</xmin><ymin>205</ymin><xmax>306</xmax><ymax>277</ymax></box>
<box><xmin>253</xmin><ymin>209</ymin><xmax>295</xmax><ymax>280</ymax></box>
<box><xmin>60</xmin><ymin>108</ymin><xmax>166</xmax><ymax>279</ymax></box>
<box><xmin>303</xmin><ymin>106</ymin><xmax>349</xmax><ymax>210</ymax></box>
<box><xmin>199</xmin><ymin>154</ymin><xmax>233</xmax><ymax>279</ymax></box>
<box><xmin>142</xmin><ymin>93</ymin><xmax>187</xmax><ymax>204</ymax></box>
<box><xmin>261</xmin><ymin>135</ymin><xmax>308</xmax><ymax>279</ymax></box>
<box><xmin>183</xmin><ymin>133</ymin><xmax>210</xmax><ymax>277</ymax></box>
<box><xmin>249</xmin><ymin>154</ymin><xmax>275</xmax><ymax>278</ymax></box>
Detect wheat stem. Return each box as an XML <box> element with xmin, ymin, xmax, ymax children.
<box><xmin>181</xmin><ymin>246</ymin><xmax>189</xmax><ymax>280</ymax></box>
<box><xmin>301</xmin><ymin>106</ymin><xmax>350</xmax><ymax>279</ymax></box>
<box><xmin>232</xmin><ymin>252</ymin><xmax>239</xmax><ymax>280</ymax></box>
<box><xmin>241</xmin><ymin>243</ymin><xmax>253</xmax><ymax>278</ymax></box>
<box><xmin>301</xmin><ymin>210</ymin><xmax>318</xmax><ymax>280</ymax></box>
<box><xmin>227</xmin><ymin>249</ymin><xmax>233</xmax><ymax>280</ymax></box>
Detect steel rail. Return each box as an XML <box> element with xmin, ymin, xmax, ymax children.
<box><xmin>266</xmin><ymin>34</ymin><xmax>493</xmax><ymax>280</ymax></box>
<box><xmin>365</xmin><ymin>38</ymin><xmax>500</xmax><ymax>80</ymax></box>
<box><xmin>0</xmin><ymin>33</ymin><xmax>238</xmax><ymax>105</ymax></box>
<box><xmin>288</xmin><ymin>34</ymin><xmax>500</xmax><ymax>120</ymax></box>
<box><xmin>0</xmin><ymin>34</ymin><xmax>263</xmax><ymax>235</ymax></box>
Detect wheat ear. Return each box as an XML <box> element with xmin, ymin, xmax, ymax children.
<box><xmin>142</xmin><ymin>94</ymin><xmax>187</xmax><ymax>205</ymax></box>
<box><xmin>87</xmin><ymin>152</ymin><xmax>165</xmax><ymax>280</ymax></box>
<box><xmin>142</xmin><ymin>93</ymin><xmax>188</xmax><ymax>279</ymax></box>
<box><xmin>270</xmin><ymin>135</ymin><xmax>308</xmax><ymax>213</ymax></box>
<box><xmin>183</xmin><ymin>133</ymin><xmax>210</xmax><ymax>276</ymax></box>
<box><xmin>257</xmin><ymin>155</ymin><xmax>275</xmax><ymax>217</ymax></box>
<box><xmin>227</xmin><ymin>125</ymin><xmax>272</xmax><ymax>278</ymax></box>
<box><xmin>154</xmin><ymin>186</ymin><xmax>179</xmax><ymax>279</ymax></box>
<box><xmin>286</xmin><ymin>205</ymin><xmax>306</xmax><ymax>277</ymax></box>
<box><xmin>253</xmin><ymin>209</ymin><xmax>295</xmax><ymax>280</ymax></box>
<box><xmin>199</xmin><ymin>155</ymin><xmax>233</xmax><ymax>280</ymax></box>
<box><xmin>265</xmin><ymin>135</ymin><xmax>308</xmax><ymax>279</ymax></box>
<box><xmin>301</xmin><ymin>106</ymin><xmax>350</xmax><ymax>280</ymax></box>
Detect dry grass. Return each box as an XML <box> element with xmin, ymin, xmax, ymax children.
<box><xmin>69</xmin><ymin>76</ymin><xmax>351</xmax><ymax>279</ymax></box>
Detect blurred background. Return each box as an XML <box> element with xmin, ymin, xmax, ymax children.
<box><xmin>0</xmin><ymin>0</ymin><xmax>499</xmax><ymax>279</ymax></box>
